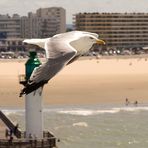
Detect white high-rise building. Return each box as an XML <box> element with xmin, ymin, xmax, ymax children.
<box><xmin>36</xmin><ymin>7</ymin><xmax>66</xmax><ymax>36</ymax></box>
<box><xmin>21</xmin><ymin>7</ymin><xmax>66</xmax><ymax>38</ymax></box>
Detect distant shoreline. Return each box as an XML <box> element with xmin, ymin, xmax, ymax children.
<box><xmin>0</xmin><ymin>54</ymin><xmax>148</xmax><ymax>62</ymax></box>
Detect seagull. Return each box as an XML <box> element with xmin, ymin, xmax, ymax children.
<box><xmin>20</xmin><ymin>31</ymin><xmax>105</xmax><ymax>97</ymax></box>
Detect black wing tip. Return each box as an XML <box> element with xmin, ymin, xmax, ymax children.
<box><xmin>19</xmin><ymin>80</ymin><xmax>48</xmax><ymax>97</ymax></box>
<box><xmin>19</xmin><ymin>88</ymin><xmax>26</xmax><ymax>97</ymax></box>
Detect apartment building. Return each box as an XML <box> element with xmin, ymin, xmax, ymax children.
<box><xmin>21</xmin><ymin>7</ymin><xmax>66</xmax><ymax>38</ymax></box>
<box><xmin>74</xmin><ymin>13</ymin><xmax>148</xmax><ymax>48</ymax></box>
<box><xmin>36</xmin><ymin>7</ymin><xmax>66</xmax><ymax>35</ymax></box>
<box><xmin>0</xmin><ymin>14</ymin><xmax>21</xmax><ymax>38</ymax></box>
<box><xmin>0</xmin><ymin>7</ymin><xmax>66</xmax><ymax>51</ymax></box>
<box><xmin>0</xmin><ymin>7</ymin><xmax>66</xmax><ymax>39</ymax></box>
<box><xmin>21</xmin><ymin>12</ymin><xmax>42</xmax><ymax>38</ymax></box>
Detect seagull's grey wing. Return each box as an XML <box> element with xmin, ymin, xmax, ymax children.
<box><xmin>29</xmin><ymin>39</ymin><xmax>77</xmax><ymax>84</ymax></box>
<box><xmin>67</xmin><ymin>54</ymin><xmax>81</xmax><ymax>65</ymax></box>
<box><xmin>20</xmin><ymin>40</ymin><xmax>77</xmax><ymax>96</ymax></box>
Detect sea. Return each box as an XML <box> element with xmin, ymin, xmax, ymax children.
<box><xmin>1</xmin><ymin>103</ymin><xmax>148</xmax><ymax>148</ymax></box>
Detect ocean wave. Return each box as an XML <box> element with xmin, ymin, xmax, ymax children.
<box><xmin>58</xmin><ymin>110</ymin><xmax>94</xmax><ymax>116</ymax></box>
<box><xmin>1</xmin><ymin>106</ymin><xmax>148</xmax><ymax>116</ymax></box>
<box><xmin>113</xmin><ymin>106</ymin><xmax>148</xmax><ymax>112</ymax></box>
<box><xmin>58</xmin><ymin>106</ymin><xmax>148</xmax><ymax>116</ymax></box>
<box><xmin>72</xmin><ymin>122</ymin><xmax>88</xmax><ymax>127</ymax></box>
<box><xmin>1</xmin><ymin>109</ymin><xmax>24</xmax><ymax>116</ymax></box>
<box><xmin>58</xmin><ymin>109</ymin><xmax>119</xmax><ymax>116</ymax></box>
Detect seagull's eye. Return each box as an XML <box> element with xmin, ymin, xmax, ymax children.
<box><xmin>89</xmin><ymin>37</ymin><xmax>94</xmax><ymax>40</ymax></box>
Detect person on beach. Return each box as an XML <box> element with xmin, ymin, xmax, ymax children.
<box><xmin>134</xmin><ymin>100</ymin><xmax>138</xmax><ymax>106</ymax></box>
<box><xmin>125</xmin><ymin>98</ymin><xmax>130</xmax><ymax>106</ymax></box>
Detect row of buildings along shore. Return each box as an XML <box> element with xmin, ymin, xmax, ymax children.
<box><xmin>0</xmin><ymin>7</ymin><xmax>66</xmax><ymax>55</ymax></box>
<box><xmin>1</xmin><ymin>7</ymin><xmax>148</xmax><ymax>58</ymax></box>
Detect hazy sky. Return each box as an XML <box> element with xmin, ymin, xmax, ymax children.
<box><xmin>1</xmin><ymin>0</ymin><xmax>148</xmax><ymax>24</ymax></box>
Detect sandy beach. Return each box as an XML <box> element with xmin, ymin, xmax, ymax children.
<box><xmin>0</xmin><ymin>55</ymin><xmax>148</xmax><ymax>107</ymax></box>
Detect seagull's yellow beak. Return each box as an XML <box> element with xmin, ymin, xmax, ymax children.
<box><xmin>96</xmin><ymin>39</ymin><xmax>105</xmax><ymax>45</ymax></box>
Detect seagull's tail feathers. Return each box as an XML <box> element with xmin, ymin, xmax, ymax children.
<box><xmin>19</xmin><ymin>80</ymin><xmax>48</xmax><ymax>97</ymax></box>
<box><xmin>23</xmin><ymin>38</ymin><xmax>49</xmax><ymax>49</ymax></box>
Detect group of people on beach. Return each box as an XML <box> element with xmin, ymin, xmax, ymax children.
<box><xmin>125</xmin><ymin>98</ymin><xmax>138</xmax><ymax>106</ymax></box>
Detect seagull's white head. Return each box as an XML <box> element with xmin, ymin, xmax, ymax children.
<box><xmin>70</xmin><ymin>31</ymin><xmax>105</xmax><ymax>54</ymax></box>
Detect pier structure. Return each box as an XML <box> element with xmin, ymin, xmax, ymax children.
<box><xmin>0</xmin><ymin>110</ymin><xmax>57</xmax><ymax>147</ymax></box>
<box><xmin>24</xmin><ymin>51</ymin><xmax>43</xmax><ymax>139</ymax></box>
<box><xmin>0</xmin><ymin>50</ymin><xmax>57</xmax><ymax>147</ymax></box>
